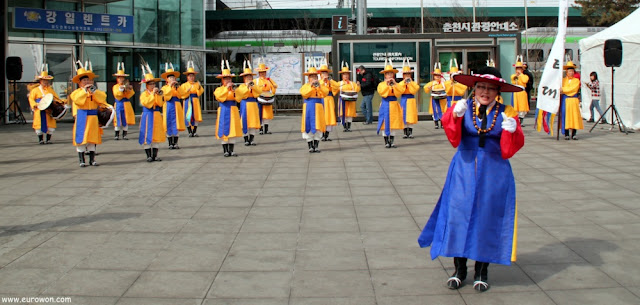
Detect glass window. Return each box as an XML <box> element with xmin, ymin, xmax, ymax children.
<box><xmin>338</xmin><ymin>43</ymin><xmax>351</xmax><ymax>70</ymax></box>
<box><xmin>8</xmin><ymin>0</ymin><xmax>44</xmax><ymax>41</ymax></box>
<box><xmin>527</xmin><ymin>49</ymin><xmax>544</xmax><ymax>62</ymax></box>
<box><xmin>418</xmin><ymin>42</ymin><xmax>430</xmax><ymax>84</ymax></box>
<box><xmin>133</xmin><ymin>48</ymin><xmax>159</xmax><ymax>82</ymax></box>
<box><xmin>353</xmin><ymin>42</ymin><xmax>416</xmax><ymax>63</ymax></box>
<box><xmin>84</xmin><ymin>3</ymin><xmax>107</xmax><ymax>44</ymax></box>
<box><xmin>43</xmin><ymin>1</ymin><xmax>77</xmax><ymax>43</ymax></box>
<box><xmin>158</xmin><ymin>0</ymin><xmax>180</xmax><ymax>47</ymax></box>
<box><xmin>565</xmin><ymin>49</ymin><xmax>574</xmax><ymax>61</ymax></box>
<box><xmin>181</xmin><ymin>51</ymin><xmax>204</xmax><ymax>82</ymax></box>
<box><xmin>85</xmin><ymin>46</ymin><xmax>106</xmax><ymax>83</ymax></box>
<box><xmin>107</xmin><ymin>48</ymin><xmax>138</xmax><ymax>113</ymax></box>
<box><xmin>134</xmin><ymin>0</ymin><xmax>158</xmax><ymax>45</ymax></box>
<box><xmin>107</xmin><ymin>0</ymin><xmax>133</xmax><ymax>45</ymax></box>
<box><xmin>180</xmin><ymin>0</ymin><xmax>203</xmax><ymax>47</ymax></box>
<box><xmin>159</xmin><ymin>50</ymin><xmax>181</xmax><ymax>75</ymax></box>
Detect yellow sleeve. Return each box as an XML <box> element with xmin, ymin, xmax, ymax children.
<box><xmin>125</xmin><ymin>87</ymin><xmax>135</xmax><ymax>99</ymax></box>
<box><xmin>140</xmin><ymin>91</ymin><xmax>155</xmax><ymax>108</ymax></box>
<box><xmin>444</xmin><ymin>80</ymin><xmax>453</xmax><ymax>94</ymax></box>
<box><xmin>214</xmin><ymin>86</ymin><xmax>231</xmax><ymax>102</ymax></box>
<box><xmin>407</xmin><ymin>81</ymin><xmax>420</xmax><ymax>95</ymax></box>
<box><xmin>161</xmin><ymin>85</ymin><xmax>175</xmax><ymax>101</ymax></box>
<box><xmin>71</xmin><ymin>89</ymin><xmax>89</xmax><ymax>107</ymax></box>
<box><xmin>93</xmin><ymin>90</ymin><xmax>109</xmax><ymax>106</ymax></box>
<box><xmin>300</xmin><ymin>84</ymin><xmax>314</xmax><ymax>98</ymax></box>
<box><xmin>454</xmin><ymin>83</ymin><xmax>468</xmax><ymax>96</ymax></box>
<box><xmin>28</xmin><ymin>89</ymin><xmax>38</xmax><ymax>109</ymax></box>
<box><xmin>235</xmin><ymin>84</ymin><xmax>249</xmax><ymax>102</ymax></box>
<box><xmin>392</xmin><ymin>83</ymin><xmax>404</xmax><ymax>98</ymax></box>
<box><xmin>562</xmin><ymin>78</ymin><xmax>580</xmax><ymax>96</ymax></box>
<box><xmin>503</xmin><ymin>105</ymin><xmax>518</xmax><ymax>118</ymax></box>
<box><xmin>270</xmin><ymin>79</ymin><xmax>278</xmax><ymax>89</ymax></box>
<box><xmin>330</xmin><ymin>80</ymin><xmax>340</xmax><ymax>96</ymax></box>
<box><xmin>251</xmin><ymin>84</ymin><xmax>263</xmax><ymax>96</ymax></box>
<box><xmin>177</xmin><ymin>83</ymin><xmax>191</xmax><ymax>99</ymax></box>
<box><xmin>377</xmin><ymin>82</ymin><xmax>391</xmax><ymax>97</ymax></box>
<box><xmin>194</xmin><ymin>82</ymin><xmax>204</xmax><ymax>96</ymax></box>
<box><xmin>318</xmin><ymin>83</ymin><xmax>329</xmax><ymax>97</ymax></box>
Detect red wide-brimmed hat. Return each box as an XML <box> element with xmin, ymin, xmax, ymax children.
<box><xmin>453</xmin><ymin>67</ymin><xmax>524</xmax><ymax>93</ymax></box>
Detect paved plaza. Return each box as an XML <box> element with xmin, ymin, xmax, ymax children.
<box><xmin>0</xmin><ymin>114</ymin><xmax>639</xmax><ymax>305</ymax></box>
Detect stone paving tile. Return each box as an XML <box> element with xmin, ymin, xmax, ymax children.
<box><xmin>291</xmin><ymin>270</ymin><xmax>374</xmax><ymax>298</ymax></box>
<box><xmin>546</xmin><ymin>287</ymin><xmax>640</xmax><ymax>305</ymax></box>
<box><xmin>116</xmin><ymin>298</ymin><xmax>201</xmax><ymax>305</ymax></box>
<box><xmin>124</xmin><ymin>271</ymin><xmax>216</xmax><ymax>298</ymax></box>
<box><xmin>44</xmin><ymin>269</ymin><xmax>140</xmax><ymax>297</ymax></box>
<box><xmin>207</xmin><ymin>271</ymin><xmax>291</xmax><ymax>298</ymax></box>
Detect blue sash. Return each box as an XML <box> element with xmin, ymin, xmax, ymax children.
<box><xmin>139</xmin><ymin>106</ymin><xmax>161</xmax><ymax>145</ymax></box>
<box><xmin>115</xmin><ymin>98</ymin><xmax>129</xmax><ymax>127</ymax></box>
<box><xmin>446</xmin><ymin>95</ymin><xmax>462</xmax><ymax>108</ymax></box>
<box><xmin>431</xmin><ymin>98</ymin><xmax>444</xmax><ymax>121</ymax></box>
<box><xmin>217</xmin><ymin>100</ymin><xmax>236</xmax><ymax>138</ymax></box>
<box><xmin>400</xmin><ymin>93</ymin><xmax>414</xmax><ymax>124</ymax></box>
<box><xmin>165</xmin><ymin>97</ymin><xmax>180</xmax><ymax>136</ymax></box>
<box><xmin>304</xmin><ymin>98</ymin><xmax>323</xmax><ymax>133</ymax></box>
<box><xmin>377</xmin><ymin>96</ymin><xmax>397</xmax><ymax>135</ymax></box>
<box><xmin>36</xmin><ymin>97</ymin><xmax>48</xmax><ymax>133</ymax></box>
<box><xmin>184</xmin><ymin>93</ymin><xmax>198</xmax><ymax>127</ymax></box>
<box><xmin>240</xmin><ymin>97</ymin><xmax>258</xmax><ymax>134</ymax></box>
<box><xmin>75</xmin><ymin>109</ymin><xmax>98</xmax><ymax>145</ymax></box>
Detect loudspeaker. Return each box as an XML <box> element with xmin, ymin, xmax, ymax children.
<box><xmin>604</xmin><ymin>39</ymin><xmax>623</xmax><ymax>67</ymax></box>
<box><xmin>6</xmin><ymin>56</ymin><xmax>23</xmax><ymax>81</ymax></box>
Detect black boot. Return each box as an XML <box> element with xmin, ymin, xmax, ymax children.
<box><xmin>447</xmin><ymin>257</ymin><xmax>468</xmax><ymax>290</ymax></box>
<box><xmin>321</xmin><ymin>132</ymin><xmax>326</xmax><ymax>141</ymax></box>
<box><xmin>115</xmin><ymin>130</ymin><xmax>120</xmax><ymax>140</ymax></box>
<box><xmin>249</xmin><ymin>134</ymin><xmax>256</xmax><ymax>146</ymax></box>
<box><xmin>122</xmin><ymin>130</ymin><xmax>128</xmax><ymax>140</ymax></box>
<box><xmin>343</xmin><ymin>123</ymin><xmax>348</xmax><ymax>132</ymax></box>
<box><xmin>473</xmin><ymin>261</ymin><xmax>490</xmax><ymax>292</ymax></box>
<box><xmin>264</xmin><ymin>124</ymin><xmax>271</xmax><ymax>134</ymax></box>
<box><xmin>308</xmin><ymin>141</ymin><xmax>314</xmax><ymax>153</ymax></box>
<box><xmin>223</xmin><ymin>144</ymin><xmax>230</xmax><ymax>157</ymax></box>
<box><xmin>244</xmin><ymin>135</ymin><xmax>250</xmax><ymax>146</ymax></box>
<box><xmin>168</xmin><ymin>136</ymin><xmax>174</xmax><ymax>149</ymax></box>
<box><xmin>520</xmin><ymin>117</ymin><xmax>525</xmax><ymax>127</ymax></box>
<box><xmin>145</xmin><ymin>148</ymin><xmax>153</xmax><ymax>162</ymax></box>
<box><xmin>325</xmin><ymin>131</ymin><xmax>331</xmax><ymax>141</ymax></box>
<box><xmin>45</xmin><ymin>134</ymin><xmax>52</xmax><ymax>144</ymax></box>
<box><xmin>152</xmin><ymin>148</ymin><xmax>161</xmax><ymax>161</ymax></box>
<box><xmin>89</xmin><ymin>151</ymin><xmax>98</xmax><ymax>166</ymax></box>
<box><xmin>347</xmin><ymin>122</ymin><xmax>352</xmax><ymax>132</ymax></box>
<box><xmin>313</xmin><ymin>140</ymin><xmax>321</xmax><ymax>153</ymax></box>
<box><xmin>402</xmin><ymin>128</ymin><xmax>408</xmax><ymax>138</ymax></box>
<box><xmin>565</xmin><ymin>129</ymin><xmax>570</xmax><ymax>140</ymax></box>
<box><xmin>78</xmin><ymin>152</ymin><xmax>86</xmax><ymax>167</ymax></box>
<box><xmin>384</xmin><ymin>136</ymin><xmax>390</xmax><ymax>148</ymax></box>
<box><xmin>434</xmin><ymin>120</ymin><xmax>440</xmax><ymax>129</ymax></box>
<box><xmin>192</xmin><ymin>126</ymin><xmax>198</xmax><ymax>137</ymax></box>
<box><xmin>572</xmin><ymin>129</ymin><xmax>578</xmax><ymax>140</ymax></box>
<box><xmin>187</xmin><ymin>126</ymin><xmax>193</xmax><ymax>137</ymax></box>
<box><xmin>389</xmin><ymin>136</ymin><xmax>396</xmax><ymax>148</ymax></box>
<box><xmin>408</xmin><ymin>128</ymin><xmax>414</xmax><ymax>139</ymax></box>
<box><xmin>173</xmin><ymin>137</ymin><xmax>180</xmax><ymax>149</ymax></box>
<box><xmin>229</xmin><ymin>144</ymin><xmax>237</xmax><ymax>157</ymax></box>
<box><xmin>259</xmin><ymin>126</ymin><xmax>264</xmax><ymax>135</ymax></box>
<box><xmin>38</xmin><ymin>134</ymin><xmax>44</xmax><ymax>145</ymax></box>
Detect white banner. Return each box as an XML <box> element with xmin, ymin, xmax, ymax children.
<box><xmin>536</xmin><ymin>0</ymin><xmax>569</xmax><ymax>114</ymax></box>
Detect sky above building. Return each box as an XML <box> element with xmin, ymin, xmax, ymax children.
<box><xmin>220</xmin><ymin>0</ymin><xmax>577</xmax><ymax>9</ymax></box>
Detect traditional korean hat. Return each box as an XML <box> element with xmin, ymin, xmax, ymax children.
<box><xmin>486</xmin><ymin>58</ymin><xmax>496</xmax><ymax>68</ymax></box>
<box><xmin>216</xmin><ymin>60</ymin><xmax>236</xmax><ymax>79</ymax></box>
<box><xmin>431</xmin><ymin>62</ymin><xmax>442</xmax><ymax>75</ymax></box>
<box><xmin>72</xmin><ymin>60</ymin><xmax>97</xmax><ymax>84</ymax></box>
<box><xmin>453</xmin><ymin>66</ymin><xmax>524</xmax><ymax>93</ymax></box>
<box><xmin>317</xmin><ymin>58</ymin><xmax>332</xmax><ymax>73</ymax></box>
<box><xmin>140</xmin><ymin>59</ymin><xmax>161</xmax><ymax>83</ymax></box>
<box><xmin>36</xmin><ymin>63</ymin><xmax>54</xmax><ymax>80</ymax></box>
<box><xmin>303</xmin><ymin>58</ymin><xmax>320</xmax><ymax>76</ymax></box>
<box><xmin>161</xmin><ymin>62</ymin><xmax>180</xmax><ymax>80</ymax></box>
<box><xmin>338</xmin><ymin>61</ymin><xmax>351</xmax><ymax>74</ymax></box>
<box><xmin>255</xmin><ymin>57</ymin><xmax>270</xmax><ymax>72</ymax></box>
<box><xmin>183</xmin><ymin>60</ymin><xmax>199</xmax><ymax>75</ymax></box>
<box><xmin>401</xmin><ymin>58</ymin><xmax>414</xmax><ymax>74</ymax></box>
<box><xmin>449</xmin><ymin>58</ymin><xmax>461</xmax><ymax>75</ymax></box>
<box><xmin>379</xmin><ymin>58</ymin><xmax>399</xmax><ymax>74</ymax></box>
<box><xmin>239</xmin><ymin>60</ymin><xmax>256</xmax><ymax>77</ymax></box>
<box><xmin>563</xmin><ymin>55</ymin><xmax>578</xmax><ymax>70</ymax></box>
<box><xmin>112</xmin><ymin>62</ymin><xmax>129</xmax><ymax>77</ymax></box>
<box><xmin>513</xmin><ymin>55</ymin><xmax>525</xmax><ymax>69</ymax></box>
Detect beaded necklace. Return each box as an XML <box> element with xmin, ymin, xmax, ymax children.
<box><xmin>472</xmin><ymin>99</ymin><xmax>499</xmax><ymax>134</ymax></box>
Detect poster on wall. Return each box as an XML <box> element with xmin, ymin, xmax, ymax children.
<box><xmin>251</xmin><ymin>53</ymin><xmax>302</xmax><ymax>95</ymax></box>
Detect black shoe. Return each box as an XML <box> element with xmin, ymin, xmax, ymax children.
<box><xmin>250</xmin><ymin>134</ymin><xmax>256</xmax><ymax>146</ymax></box>
<box><xmin>145</xmin><ymin>149</ymin><xmax>153</xmax><ymax>162</ymax></box>
<box><xmin>78</xmin><ymin>152</ymin><xmax>86</xmax><ymax>167</ymax></box>
<box><xmin>325</xmin><ymin>131</ymin><xmax>332</xmax><ymax>141</ymax></box>
<box><xmin>173</xmin><ymin>137</ymin><xmax>180</xmax><ymax>149</ymax></box>
<box><xmin>313</xmin><ymin>140</ymin><xmax>321</xmax><ymax>153</ymax></box>
<box><xmin>434</xmin><ymin>121</ymin><xmax>440</xmax><ymax>129</ymax></box>
<box><xmin>447</xmin><ymin>257</ymin><xmax>468</xmax><ymax>290</ymax></box>
<box><xmin>346</xmin><ymin>122</ymin><xmax>352</xmax><ymax>132</ymax></box>
<box><xmin>308</xmin><ymin>141</ymin><xmax>314</xmax><ymax>153</ymax></box>
<box><xmin>408</xmin><ymin>128</ymin><xmax>414</xmax><ymax>139</ymax></box>
<box><xmin>244</xmin><ymin>135</ymin><xmax>250</xmax><ymax>146</ymax></box>
<box><xmin>122</xmin><ymin>130</ymin><xmax>128</xmax><ymax>140</ymax></box>
<box><xmin>264</xmin><ymin>124</ymin><xmax>272</xmax><ymax>134</ymax></box>
<box><xmin>192</xmin><ymin>126</ymin><xmax>198</xmax><ymax>137</ymax></box>
<box><xmin>223</xmin><ymin>144</ymin><xmax>230</xmax><ymax>157</ymax></box>
<box><xmin>473</xmin><ymin>262</ymin><xmax>490</xmax><ymax>292</ymax></box>
<box><xmin>384</xmin><ymin>136</ymin><xmax>390</xmax><ymax>148</ymax></box>
<box><xmin>115</xmin><ymin>130</ymin><xmax>120</xmax><ymax>140</ymax></box>
<box><xmin>45</xmin><ymin>134</ymin><xmax>52</xmax><ymax>144</ymax></box>
<box><xmin>389</xmin><ymin>136</ymin><xmax>396</xmax><ymax>148</ymax></box>
<box><xmin>228</xmin><ymin>144</ymin><xmax>238</xmax><ymax>157</ymax></box>
<box><xmin>38</xmin><ymin>134</ymin><xmax>44</xmax><ymax>145</ymax></box>
<box><xmin>152</xmin><ymin>148</ymin><xmax>161</xmax><ymax>161</ymax></box>
<box><xmin>89</xmin><ymin>151</ymin><xmax>99</xmax><ymax>166</ymax></box>
<box><xmin>403</xmin><ymin>128</ymin><xmax>408</xmax><ymax>139</ymax></box>
<box><xmin>187</xmin><ymin>126</ymin><xmax>193</xmax><ymax>137</ymax></box>
<box><xmin>259</xmin><ymin>126</ymin><xmax>264</xmax><ymax>135</ymax></box>
<box><xmin>168</xmin><ymin>137</ymin><xmax>174</xmax><ymax>149</ymax></box>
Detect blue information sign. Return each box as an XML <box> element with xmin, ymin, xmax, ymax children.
<box><xmin>14</xmin><ymin>7</ymin><xmax>133</xmax><ymax>34</ymax></box>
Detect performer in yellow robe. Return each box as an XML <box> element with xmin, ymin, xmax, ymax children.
<box><xmin>161</xmin><ymin>62</ymin><xmax>186</xmax><ymax>149</ymax></box>
<box><xmin>70</xmin><ymin>61</ymin><xmax>110</xmax><ymax>167</ymax></box>
<box><xmin>561</xmin><ymin>61</ymin><xmax>584</xmax><ymax>140</ymax></box>
<box><xmin>424</xmin><ymin>64</ymin><xmax>447</xmax><ymax>129</ymax></box>
<box><xmin>255</xmin><ymin>60</ymin><xmax>278</xmax><ymax>134</ymax></box>
<box><xmin>180</xmin><ymin>61</ymin><xmax>204</xmax><ymax>137</ymax></box>
<box><xmin>214</xmin><ymin>61</ymin><xmax>242</xmax><ymax>157</ymax></box>
<box><xmin>337</xmin><ymin>63</ymin><xmax>360</xmax><ymax>134</ymax></box>
<box><xmin>138</xmin><ymin>63</ymin><xmax>166</xmax><ymax>162</ymax></box>
<box><xmin>377</xmin><ymin>59</ymin><xmax>404</xmax><ymax>148</ymax></box>
<box><xmin>511</xmin><ymin>56</ymin><xmax>530</xmax><ymax>127</ymax></box>
<box><xmin>398</xmin><ymin>59</ymin><xmax>420</xmax><ymax>139</ymax></box>
<box><xmin>318</xmin><ymin>62</ymin><xmax>339</xmax><ymax>140</ymax></box>
<box><xmin>111</xmin><ymin>62</ymin><xmax>135</xmax><ymax>140</ymax></box>
<box><xmin>445</xmin><ymin>62</ymin><xmax>468</xmax><ymax>109</ymax></box>
<box><xmin>300</xmin><ymin>66</ymin><xmax>329</xmax><ymax>153</ymax></box>
<box><xmin>28</xmin><ymin>64</ymin><xmax>60</xmax><ymax>144</ymax></box>
<box><xmin>236</xmin><ymin>60</ymin><xmax>263</xmax><ymax>146</ymax></box>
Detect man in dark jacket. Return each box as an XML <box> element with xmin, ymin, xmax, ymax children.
<box><xmin>357</xmin><ymin>65</ymin><xmax>376</xmax><ymax>124</ymax></box>
<box><xmin>523</xmin><ymin>63</ymin><xmax>535</xmax><ymax>108</ymax></box>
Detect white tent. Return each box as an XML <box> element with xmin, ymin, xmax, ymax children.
<box><xmin>579</xmin><ymin>8</ymin><xmax>640</xmax><ymax>129</ymax></box>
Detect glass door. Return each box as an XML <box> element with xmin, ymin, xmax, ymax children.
<box><xmin>45</xmin><ymin>45</ymin><xmax>76</xmax><ymax>100</ymax></box>
<box><xmin>467</xmin><ymin>50</ymin><xmax>492</xmax><ymax>75</ymax></box>
<box><xmin>437</xmin><ymin>48</ymin><xmax>494</xmax><ymax>78</ymax></box>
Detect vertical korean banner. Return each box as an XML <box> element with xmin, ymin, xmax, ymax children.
<box><xmin>535</xmin><ymin>0</ymin><xmax>569</xmax><ymax>113</ymax></box>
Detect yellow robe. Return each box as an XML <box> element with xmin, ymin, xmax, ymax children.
<box><xmin>214</xmin><ymin>86</ymin><xmax>243</xmax><ymax>141</ymax></box>
<box><xmin>398</xmin><ymin>80</ymin><xmax>420</xmax><ymax>125</ymax></box>
<box><xmin>71</xmin><ymin>88</ymin><xmax>109</xmax><ymax>146</ymax></box>
<box><xmin>562</xmin><ymin>77</ymin><xmax>584</xmax><ymax>130</ymax></box>
<box><xmin>323</xmin><ymin>79</ymin><xmax>339</xmax><ymax>126</ymax></box>
<box><xmin>178</xmin><ymin>81</ymin><xmax>204</xmax><ymax>126</ymax></box>
<box><xmin>161</xmin><ymin>84</ymin><xmax>186</xmax><ymax>133</ymax></box>
<box><xmin>28</xmin><ymin>85</ymin><xmax>59</xmax><ymax>131</ymax></box>
<box><xmin>377</xmin><ymin>82</ymin><xmax>404</xmax><ymax>132</ymax></box>
<box><xmin>424</xmin><ymin>80</ymin><xmax>447</xmax><ymax>115</ymax></box>
<box><xmin>300</xmin><ymin>82</ymin><xmax>329</xmax><ymax>133</ymax></box>
<box><xmin>256</xmin><ymin>77</ymin><xmax>277</xmax><ymax>120</ymax></box>
<box><xmin>236</xmin><ymin>83</ymin><xmax>263</xmax><ymax>130</ymax></box>
<box><xmin>510</xmin><ymin>73</ymin><xmax>530</xmax><ymax>112</ymax></box>
<box><xmin>111</xmin><ymin>84</ymin><xmax>136</xmax><ymax>126</ymax></box>
<box><xmin>444</xmin><ymin>79</ymin><xmax>468</xmax><ymax>106</ymax></box>
<box><xmin>139</xmin><ymin>90</ymin><xmax>166</xmax><ymax>144</ymax></box>
<box><xmin>339</xmin><ymin>80</ymin><xmax>360</xmax><ymax>118</ymax></box>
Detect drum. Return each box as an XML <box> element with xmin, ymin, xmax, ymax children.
<box><xmin>49</xmin><ymin>102</ymin><xmax>68</xmax><ymax>120</ymax></box>
<box><xmin>340</xmin><ymin>91</ymin><xmax>358</xmax><ymax>101</ymax></box>
<box><xmin>431</xmin><ymin>90</ymin><xmax>447</xmax><ymax>100</ymax></box>
<box><xmin>98</xmin><ymin>106</ymin><xmax>114</xmax><ymax>128</ymax></box>
<box><xmin>258</xmin><ymin>92</ymin><xmax>275</xmax><ymax>104</ymax></box>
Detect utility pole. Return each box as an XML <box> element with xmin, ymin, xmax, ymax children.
<box><xmin>357</xmin><ymin>0</ymin><xmax>367</xmax><ymax>35</ymax></box>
